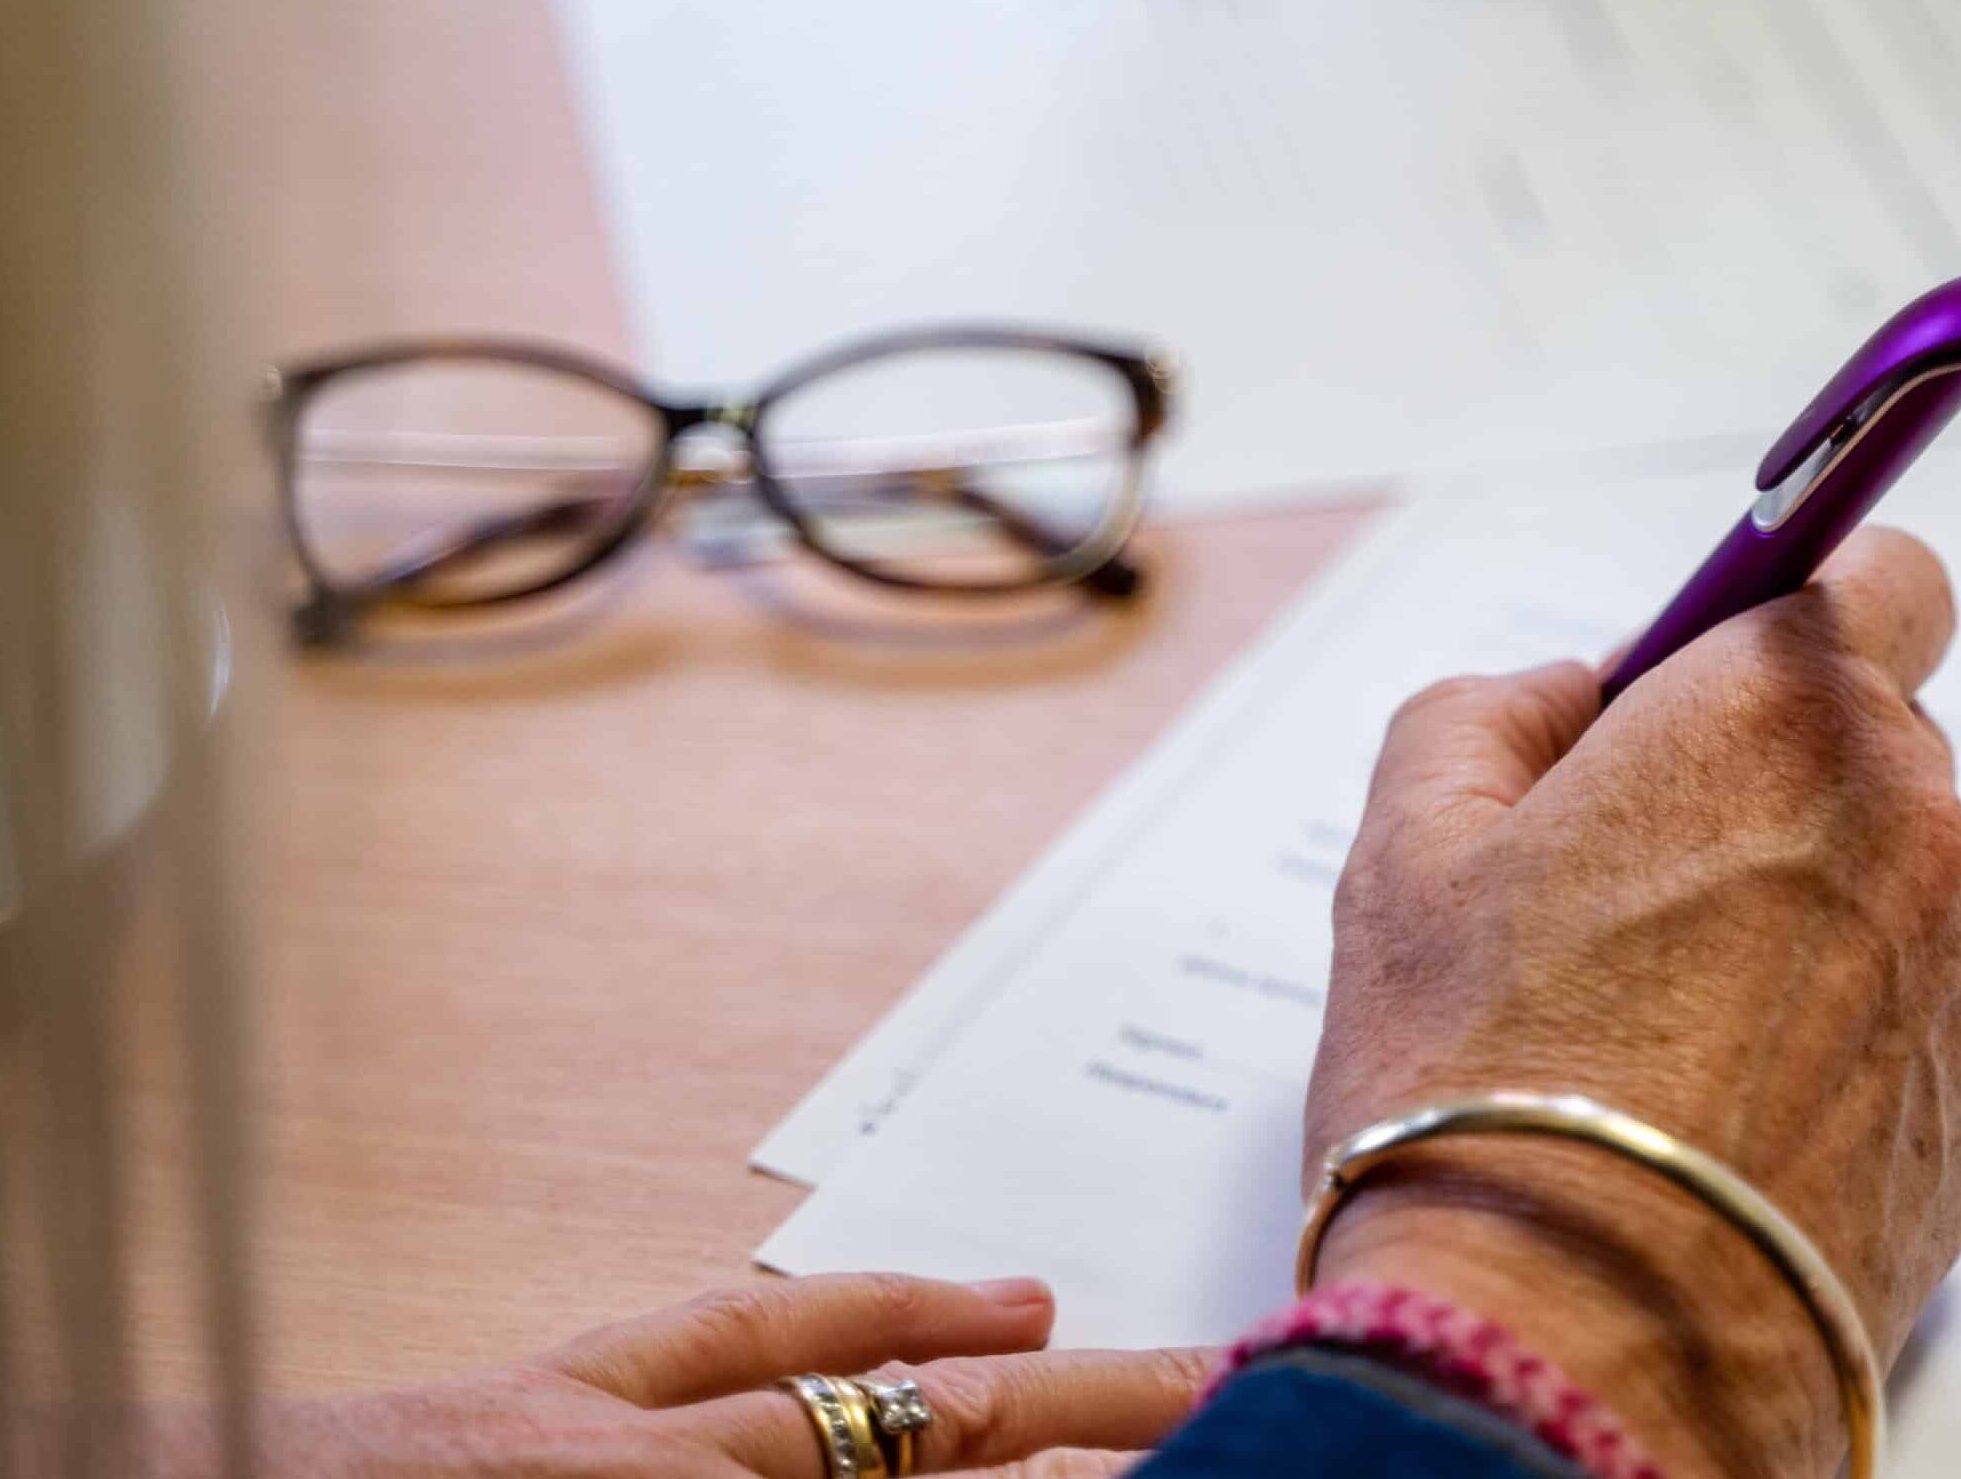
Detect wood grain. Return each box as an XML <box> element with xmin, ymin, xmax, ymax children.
<box><xmin>151</xmin><ymin>0</ymin><xmax>1385</xmax><ymax>1396</ymax></box>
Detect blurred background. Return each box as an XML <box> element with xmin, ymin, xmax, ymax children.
<box><xmin>564</xmin><ymin>0</ymin><xmax>1961</xmax><ymax>495</ymax></box>
<box><xmin>6</xmin><ymin>0</ymin><xmax>1961</xmax><ymax>1468</ymax></box>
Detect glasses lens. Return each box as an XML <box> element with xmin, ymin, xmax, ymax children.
<box><xmin>755</xmin><ymin>344</ymin><xmax>1142</xmax><ymax>588</ymax></box>
<box><xmin>289</xmin><ymin>357</ymin><xmax>662</xmax><ymax>604</ymax></box>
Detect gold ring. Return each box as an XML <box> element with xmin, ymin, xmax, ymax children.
<box><xmin>848</xmin><ymin>1375</ymin><xmax>933</xmax><ymax>1476</ymax></box>
<box><xmin>779</xmin><ymin>1374</ymin><xmax>889</xmax><ymax>1477</ymax></box>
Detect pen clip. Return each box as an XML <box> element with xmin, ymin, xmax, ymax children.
<box><xmin>1757</xmin><ymin>279</ymin><xmax>1961</xmax><ymax>495</ymax></box>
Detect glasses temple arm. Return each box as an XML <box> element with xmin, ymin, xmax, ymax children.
<box><xmin>310</xmin><ymin>463</ymin><xmax>1141</xmax><ymax>608</ymax></box>
<box><xmin>932</xmin><ymin>476</ymin><xmax>1142</xmax><ymax>598</ymax></box>
<box><xmin>289</xmin><ymin>489</ymin><xmax>624</xmax><ymax>647</ymax></box>
<box><xmin>351</xmin><ymin>491</ymin><xmax>623</xmax><ymax>596</ymax></box>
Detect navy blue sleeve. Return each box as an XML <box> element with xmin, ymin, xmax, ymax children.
<box><xmin>1135</xmin><ymin>1346</ymin><xmax>1590</xmax><ymax>1479</ymax></box>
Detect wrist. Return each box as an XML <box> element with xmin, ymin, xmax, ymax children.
<box><xmin>1312</xmin><ymin>1139</ymin><xmax>1841</xmax><ymax>1479</ymax></box>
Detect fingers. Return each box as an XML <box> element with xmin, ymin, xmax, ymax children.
<box><xmin>1801</xmin><ymin>526</ymin><xmax>1956</xmax><ymax>698</ymax></box>
<box><xmin>891</xmin><ymin>1348</ymin><xmax>1209</xmax><ymax>1473</ymax></box>
<box><xmin>544</xmin><ymin>1273</ymin><xmax>1055</xmax><ymax>1408</ymax></box>
<box><xmin>1364</xmin><ymin>660</ymin><xmax>1599</xmax><ymax>840</ymax></box>
<box><xmin>688</xmin><ymin>1346</ymin><xmax>1212</xmax><ymax>1479</ymax></box>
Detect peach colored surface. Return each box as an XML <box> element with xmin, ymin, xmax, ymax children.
<box><xmin>212</xmin><ymin>0</ymin><xmax>1381</xmax><ymax>1393</ymax></box>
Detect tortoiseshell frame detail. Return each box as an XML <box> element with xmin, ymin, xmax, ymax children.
<box><xmin>265</xmin><ymin>325</ymin><xmax>1177</xmax><ymax>647</ymax></box>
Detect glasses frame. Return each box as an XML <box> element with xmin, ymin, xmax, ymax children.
<box><xmin>265</xmin><ymin>324</ymin><xmax>1178</xmax><ymax>646</ymax></box>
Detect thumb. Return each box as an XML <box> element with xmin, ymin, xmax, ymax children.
<box><xmin>1364</xmin><ymin>661</ymin><xmax>1599</xmax><ymax>842</ymax></box>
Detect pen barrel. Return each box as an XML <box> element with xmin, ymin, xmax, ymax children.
<box><xmin>1603</xmin><ymin>371</ymin><xmax>1961</xmax><ymax>704</ymax></box>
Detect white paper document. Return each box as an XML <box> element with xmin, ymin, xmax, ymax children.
<box><xmin>557</xmin><ymin>0</ymin><xmax>1961</xmax><ymax>504</ymax></box>
<box><xmin>748</xmin><ymin>512</ymin><xmax>1417</xmax><ymax>1185</ymax></box>
<box><xmin>756</xmin><ymin>458</ymin><xmax>1961</xmax><ymax>1469</ymax></box>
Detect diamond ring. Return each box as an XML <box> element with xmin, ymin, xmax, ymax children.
<box><xmin>849</xmin><ymin>1375</ymin><xmax>934</xmax><ymax>1476</ymax></box>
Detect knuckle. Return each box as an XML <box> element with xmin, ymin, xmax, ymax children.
<box><xmin>1331</xmin><ymin>847</ymin><xmax>1380</xmax><ymax>923</ymax></box>
<box><xmin>673</xmin><ymin>1284</ymin><xmax>782</xmax><ymax>1353</ymax></box>
<box><xmin>1342</xmin><ymin>785</ymin><xmax>1445</xmax><ymax>896</ymax></box>
<box><xmin>1727</xmin><ymin>668</ymin><xmax>1944</xmax><ymax>816</ymax></box>
<box><xmin>1332</xmin><ymin>844</ymin><xmax>1433</xmax><ymax>958</ymax></box>
<box><xmin>1900</xmin><ymin>530</ymin><xmax>1955</xmax><ymax>629</ymax></box>
<box><xmin>1926</xmin><ymin>712</ymin><xmax>1957</xmax><ymax>768</ymax></box>
<box><xmin>1730</xmin><ymin>589</ymin><xmax>1834</xmax><ymax>662</ymax></box>
<box><xmin>1151</xmin><ymin>1347</ymin><xmax>1215</xmax><ymax>1406</ymax></box>
<box><xmin>1716</xmin><ymin>617</ymin><xmax>1882</xmax><ymax>748</ymax></box>
<box><xmin>1393</xmin><ymin>674</ymin><xmax>1490</xmax><ymax>728</ymax></box>
<box><xmin>1851</xmin><ymin>526</ymin><xmax>1954</xmax><ymax>614</ymax></box>
<box><xmin>851</xmin><ymin>1271</ymin><xmax>931</xmax><ymax>1327</ymax></box>
<box><xmin>1335</xmin><ymin>825</ymin><xmax>1453</xmax><ymax>938</ymax></box>
<box><xmin>863</xmin><ymin>1358</ymin><xmax>918</xmax><ymax>1388</ymax></box>
<box><xmin>915</xmin><ymin>1356</ymin><xmax>1014</xmax><ymax>1468</ymax></box>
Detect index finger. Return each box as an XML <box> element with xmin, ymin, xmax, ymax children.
<box><xmin>544</xmin><ymin>1273</ymin><xmax>1055</xmax><ymax>1408</ymax></box>
<box><xmin>1800</xmin><ymin>526</ymin><xmax>1956</xmax><ymax>697</ymax></box>
<box><xmin>1360</xmin><ymin>662</ymin><xmax>1599</xmax><ymax>847</ymax></box>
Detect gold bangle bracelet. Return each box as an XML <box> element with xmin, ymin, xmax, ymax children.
<box><xmin>1295</xmin><ymin>1091</ymin><xmax>1883</xmax><ymax>1479</ymax></box>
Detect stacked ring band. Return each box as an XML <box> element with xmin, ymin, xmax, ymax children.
<box><xmin>780</xmin><ymin>1373</ymin><xmax>934</xmax><ymax>1477</ymax></box>
<box><xmin>780</xmin><ymin>1374</ymin><xmax>886</xmax><ymax>1477</ymax></box>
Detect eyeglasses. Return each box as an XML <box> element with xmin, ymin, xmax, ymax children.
<box><xmin>264</xmin><ymin>326</ymin><xmax>1179</xmax><ymax>646</ymax></box>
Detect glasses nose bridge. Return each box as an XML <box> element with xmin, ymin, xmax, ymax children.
<box><xmin>662</xmin><ymin>398</ymin><xmax>756</xmax><ymax>437</ymax></box>
<box><xmin>661</xmin><ymin>404</ymin><xmax>761</xmax><ymax>505</ymax></box>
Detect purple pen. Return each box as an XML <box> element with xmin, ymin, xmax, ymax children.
<box><xmin>1602</xmin><ymin>278</ymin><xmax>1961</xmax><ymax>704</ymax></box>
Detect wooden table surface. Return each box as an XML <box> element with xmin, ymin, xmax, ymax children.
<box><xmin>222</xmin><ymin>0</ymin><xmax>1380</xmax><ymax>1395</ymax></box>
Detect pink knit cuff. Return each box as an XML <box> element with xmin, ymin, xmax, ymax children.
<box><xmin>1210</xmin><ymin>1283</ymin><xmax>1666</xmax><ymax>1479</ymax></box>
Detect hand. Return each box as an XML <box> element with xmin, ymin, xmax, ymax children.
<box><xmin>1303</xmin><ymin>527</ymin><xmax>1961</xmax><ymax>1479</ymax></box>
<box><xmin>156</xmin><ymin>1273</ymin><xmax>1208</xmax><ymax>1477</ymax></box>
